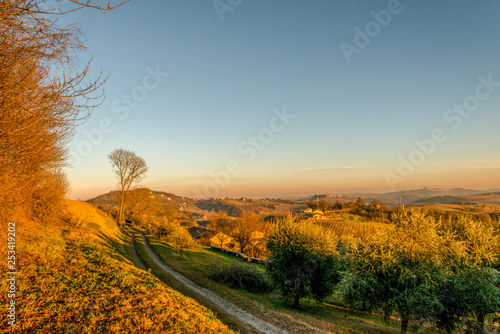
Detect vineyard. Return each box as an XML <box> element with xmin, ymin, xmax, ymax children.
<box><xmin>312</xmin><ymin>218</ymin><xmax>392</xmax><ymax>238</ymax></box>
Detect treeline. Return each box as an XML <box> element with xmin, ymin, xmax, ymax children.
<box><xmin>308</xmin><ymin>197</ymin><xmax>499</xmax><ymax>224</ymax></box>
<box><xmin>0</xmin><ymin>1</ymin><xmax>105</xmax><ymax>222</ymax></box>
<box><xmin>309</xmin><ymin>198</ymin><xmax>392</xmax><ymax>222</ymax></box>
<box><xmin>266</xmin><ymin>210</ymin><xmax>500</xmax><ymax>334</ymax></box>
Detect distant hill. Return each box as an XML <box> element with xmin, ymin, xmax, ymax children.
<box><xmin>88</xmin><ymin>187</ymin><xmax>499</xmax><ymax>216</ymax></box>
<box><xmin>413</xmin><ymin>195</ymin><xmax>464</xmax><ymax>205</ymax></box>
<box><xmin>414</xmin><ymin>192</ymin><xmax>500</xmax><ymax>206</ymax></box>
<box><xmin>308</xmin><ymin>188</ymin><xmax>495</xmax><ymax>207</ymax></box>
<box><xmin>88</xmin><ymin>189</ymin><xmax>197</xmax><ymax>211</ymax></box>
<box><xmin>350</xmin><ymin>187</ymin><xmax>487</xmax><ymax>205</ymax></box>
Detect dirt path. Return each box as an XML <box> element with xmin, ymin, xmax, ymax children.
<box><xmin>137</xmin><ymin>231</ymin><xmax>289</xmax><ymax>334</ymax></box>
<box><xmin>127</xmin><ymin>227</ymin><xmax>148</xmax><ymax>271</ymax></box>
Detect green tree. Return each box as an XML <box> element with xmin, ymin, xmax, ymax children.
<box><xmin>318</xmin><ymin>199</ymin><xmax>329</xmax><ymax>212</ymax></box>
<box><xmin>266</xmin><ymin>217</ymin><xmax>338</xmax><ymax>307</ymax></box>
<box><xmin>152</xmin><ymin>217</ymin><xmax>178</xmax><ymax>241</ymax></box>
<box><xmin>169</xmin><ymin>225</ymin><xmax>193</xmax><ymax>256</ymax></box>
<box><xmin>355</xmin><ymin>197</ymin><xmax>365</xmax><ymax>214</ymax></box>
<box><xmin>435</xmin><ymin>214</ymin><xmax>500</xmax><ymax>333</ymax></box>
<box><xmin>339</xmin><ymin>210</ymin><xmax>450</xmax><ymax>334</ymax></box>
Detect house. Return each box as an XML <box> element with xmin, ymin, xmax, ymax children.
<box><xmin>209</xmin><ymin>232</ymin><xmax>235</xmax><ymax>248</ymax></box>
<box><xmin>303</xmin><ymin>208</ymin><xmax>313</xmax><ymax>214</ymax></box>
<box><xmin>251</xmin><ymin>231</ymin><xmax>265</xmax><ymax>240</ymax></box>
<box><xmin>312</xmin><ymin>210</ymin><xmax>325</xmax><ymax>219</ymax></box>
<box><xmin>187</xmin><ymin>226</ymin><xmax>208</xmax><ymax>240</ymax></box>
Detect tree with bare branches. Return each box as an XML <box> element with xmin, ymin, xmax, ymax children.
<box><xmin>108</xmin><ymin>148</ymin><xmax>148</xmax><ymax>226</ymax></box>
<box><xmin>207</xmin><ymin>211</ymin><xmax>233</xmax><ymax>247</ymax></box>
<box><xmin>0</xmin><ymin>0</ymin><xmax>129</xmax><ymax>220</ymax></box>
<box><xmin>231</xmin><ymin>213</ymin><xmax>260</xmax><ymax>254</ymax></box>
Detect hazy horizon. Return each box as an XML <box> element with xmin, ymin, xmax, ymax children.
<box><xmin>69</xmin><ymin>184</ymin><xmax>500</xmax><ymax>202</ymax></box>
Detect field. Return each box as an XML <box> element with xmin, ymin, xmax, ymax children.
<box><xmin>0</xmin><ymin>200</ymin><xmax>233</xmax><ymax>333</ymax></box>
<box><xmin>312</xmin><ymin>214</ymin><xmax>393</xmax><ymax>238</ymax></box>
<box><xmin>134</xmin><ymin>230</ymin><xmax>410</xmax><ymax>334</ymax></box>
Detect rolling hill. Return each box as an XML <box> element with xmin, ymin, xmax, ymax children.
<box><xmin>414</xmin><ymin>191</ymin><xmax>500</xmax><ymax>206</ymax></box>
<box><xmin>0</xmin><ymin>200</ymin><xmax>234</xmax><ymax>332</ymax></box>
<box><xmin>88</xmin><ymin>187</ymin><xmax>500</xmax><ymax>218</ymax></box>
<box><xmin>89</xmin><ymin>189</ymin><xmax>307</xmax><ymax>218</ymax></box>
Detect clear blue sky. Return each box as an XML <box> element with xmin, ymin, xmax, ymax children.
<box><xmin>62</xmin><ymin>0</ymin><xmax>500</xmax><ymax>199</ymax></box>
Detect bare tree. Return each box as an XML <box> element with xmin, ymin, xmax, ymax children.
<box><xmin>207</xmin><ymin>211</ymin><xmax>233</xmax><ymax>247</ymax></box>
<box><xmin>231</xmin><ymin>213</ymin><xmax>260</xmax><ymax>254</ymax></box>
<box><xmin>0</xmin><ymin>0</ymin><xmax>117</xmax><ymax>220</ymax></box>
<box><xmin>108</xmin><ymin>149</ymin><xmax>148</xmax><ymax>226</ymax></box>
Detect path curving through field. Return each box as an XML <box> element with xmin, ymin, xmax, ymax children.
<box><xmin>137</xmin><ymin>231</ymin><xmax>289</xmax><ymax>334</ymax></box>
<box><xmin>127</xmin><ymin>227</ymin><xmax>147</xmax><ymax>271</ymax></box>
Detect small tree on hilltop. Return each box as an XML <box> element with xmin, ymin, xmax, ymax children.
<box><xmin>108</xmin><ymin>148</ymin><xmax>148</xmax><ymax>226</ymax></box>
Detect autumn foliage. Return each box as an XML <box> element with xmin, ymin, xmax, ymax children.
<box><xmin>0</xmin><ymin>0</ymin><xmax>105</xmax><ymax>221</ymax></box>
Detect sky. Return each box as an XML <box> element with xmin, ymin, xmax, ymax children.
<box><xmin>56</xmin><ymin>0</ymin><xmax>500</xmax><ymax>200</ymax></box>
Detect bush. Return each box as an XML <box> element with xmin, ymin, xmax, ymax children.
<box><xmin>210</xmin><ymin>261</ymin><xmax>273</xmax><ymax>294</ymax></box>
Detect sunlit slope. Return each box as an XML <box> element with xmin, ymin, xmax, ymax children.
<box><xmin>0</xmin><ymin>199</ymin><xmax>233</xmax><ymax>333</ymax></box>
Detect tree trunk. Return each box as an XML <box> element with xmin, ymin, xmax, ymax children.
<box><xmin>401</xmin><ymin>317</ymin><xmax>409</xmax><ymax>334</ymax></box>
<box><xmin>477</xmin><ymin>313</ymin><xmax>485</xmax><ymax>334</ymax></box>
<box><xmin>383</xmin><ymin>305</ymin><xmax>391</xmax><ymax>321</ymax></box>
<box><xmin>118</xmin><ymin>188</ymin><xmax>125</xmax><ymax>226</ymax></box>
<box><xmin>293</xmin><ymin>293</ymin><xmax>300</xmax><ymax>308</ymax></box>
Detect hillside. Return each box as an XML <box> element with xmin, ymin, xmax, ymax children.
<box><xmin>88</xmin><ymin>187</ymin><xmax>500</xmax><ymax>219</ymax></box>
<box><xmin>88</xmin><ymin>189</ymin><xmax>197</xmax><ymax>211</ymax></box>
<box><xmin>0</xmin><ymin>200</ymin><xmax>233</xmax><ymax>333</ymax></box>
<box><xmin>414</xmin><ymin>192</ymin><xmax>500</xmax><ymax>209</ymax></box>
<box><xmin>354</xmin><ymin>187</ymin><xmax>487</xmax><ymax>204</ymax></box>
<box><xmin>306</xmin><ymin>188</ymin><xmax>492</xmax><ymax>207</ymax></box>
<box><xmin>194</xmin><ymin>198</ymin><xmax>305</xmax><ymax>217</ymax></box>
<box><xmin>89</xmin><ymin>189</ymin><xmax>307</xmax><ymax>218</ymax></box>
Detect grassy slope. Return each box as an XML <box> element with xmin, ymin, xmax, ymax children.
<box><xmin>140</xmin><ymin>232</ymin><xmax>405</xmax><ymax>334</ymax></box>
<box><xmin>0</xmin><ymin>200</ymin><xmax>233</xmax><ymax>333</ymax></box>
<box><xmin>133</xmin><ymin>232</ymin><xmax>260</xmax><ymax>334</ymax></box>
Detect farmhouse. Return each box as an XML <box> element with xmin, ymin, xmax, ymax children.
<box><xmin>209</xmin><ymin>232</ymin><xmax>235</xmax><ymax>248</ymax></box>
<box><xmin>312</xmin><ymin>210</ymin><xmax>325</xmax><ymax>219</ymax></box>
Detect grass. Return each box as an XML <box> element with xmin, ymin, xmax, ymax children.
<box><xmin>133</xmin><ymin>231</ymin><xmax>260</xmax><ymax>334</ymax></box>
<box><xmin>0</xmin><ymin>200</ymin><xmax>233</xmax><ymax>333</ymax></box>
<box><xmin>140</xmin><ymin>231</ymin><xmax>409</xmax><ymax>334</ymax></box>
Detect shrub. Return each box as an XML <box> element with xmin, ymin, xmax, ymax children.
<box><xmin>210</xmin><ymin>261</ymin><xmax>273</xmax><ymax>294</ymax></box>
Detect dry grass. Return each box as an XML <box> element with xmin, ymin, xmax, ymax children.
<box><xmin>0</xmin><ymin>200</ymin><xmax>233</xmax><ymax>333</ymax></box>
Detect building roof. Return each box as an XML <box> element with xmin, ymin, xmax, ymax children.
<box><xmin>187</xmin><ymin>226</ymin><xmax>208</xmax><ymax>239</ymax></box>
